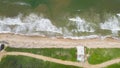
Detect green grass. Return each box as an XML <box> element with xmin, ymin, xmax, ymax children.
<box><xmin>88</xmin><ymin>48</ymin><xmax>120</xmax><ymax>64</ymax></box>
<box><xmin>105</xmin><ymin>62</ymin><xmax>120</xmax><ymax>68</ymax></box>
<box><xmin>5</xmin><ymin>47</ymin><xmax>76</xmax><ymax>61</ymax></box>
<box><xmin>6</xmin><ymin>47</ymin><xmax>120</xmax><ymax>65</ymax></box>
<box><xmin>0</xmin><ymin>55</ymin><xmax>80</xmax><ymax>68</ymax></box>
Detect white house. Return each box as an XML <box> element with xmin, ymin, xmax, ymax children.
<box><xmin>76</xmin><ymin>45</ymin><xmax>85</xmax><ymax>62</ymax></box>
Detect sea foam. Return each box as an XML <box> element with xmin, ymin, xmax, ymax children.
<box><xmin>117</xmin><ymin>13</ymin><xmax>120</xmax><ymax>16</ymax></box>
<box><xmin>0</xmin><ymin>13</ymin><xmax>62</xmax><ymax>35</ymax></box>
<box><xmin>69</xmin><ymin>16</ymin><xmax>94</xmax><ymax>32</ymax></box>
<box><xmin>100</xmin><ymin>16</ymin><xmax>120</xmax><ymax>36</ymax></box>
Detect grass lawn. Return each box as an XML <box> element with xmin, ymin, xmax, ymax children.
<box><xmin>87</xmin><ymin>48</ymin><xmax>120</xmax><ymax>64</ymax></box>
<box><xmin>6</xmin><ymin>47</ymin><xmax>120</xmax><ymax>65</ymax></box>
<box><xmin>105</xmin><ymin>62</ymin><xmax>120</xmax><ymax>68</ymax></box>
<box><xmin>5</xmin><ymin>47</ymin><xmax>77</xmax><ymax>61</ymax></box>
<box><xmin>0</xmin><ymin>55</ymin><xmax>80</xmax><ymax>68</ymax></box>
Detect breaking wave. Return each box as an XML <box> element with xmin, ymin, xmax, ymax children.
<box><xmin>13</xmin><ymin>2</ymin><xmax>31</xmax><ymax>6</ymax></box>
<box><xmin>2</xmin><ymin>1</ymin><xmax>31</xmax><ymax>6</ymax></box>
<box><xmin>0</xmin><ymin>13</ymin><xmax>62</xmax><ymax>35</ymax></box>
<box><xmin>117</xmin><ymin>13</ymin><xmax>120</xmax><ymax>17</ymax></box>
<box><xmin>100</xmin><ymin>16</ymin><xmax>120</xmax><ymax>36</ymax></box>
<box><xmin>0</xmin><ymin>13</ymin><xmax>120</xmax><ymax>39</ymax></box>
<box><xmin>69</xmin><ymin>16</ymin><xmax>94</xmax><ymax>32</ymax></box>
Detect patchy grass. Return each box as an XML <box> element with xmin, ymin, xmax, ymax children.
<box><xmin>0</xmin><ymin>55</ymin><xmax>80</xmax><ymax>68</ymax></box>
<box><xmin>88</xmin><ymin>48</ymin><xmax>120</xmax><ymax>64</ymax></box>
<box><xmin>5</xmin><ymin>47</ymin><xmax>77</xmax><ymax>61</ymax></box>
<box><xmin>105</xmin><ymin>62</ymin><xmax>120</xmax><ymax>68</ymax></box>
<box><xmin>6</xmin><ymin>47</ymin><xmax>120</xmax><ymax>65</ymax></box>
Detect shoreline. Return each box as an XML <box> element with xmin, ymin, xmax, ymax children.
<box><xmin>0</xmin><ymin>33</ymin><xmax>120</xmax><ymax>48</ymax></box>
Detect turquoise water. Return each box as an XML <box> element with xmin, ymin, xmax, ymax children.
<box><xmin>0</xmin><ymin>0</ymin><xmax>120</xmax><ymax>39</ymax></box>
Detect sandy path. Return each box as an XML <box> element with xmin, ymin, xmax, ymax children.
<box><xmin>0</xmin><ymin>51</ymin><xmax>120</xmax><ymax>68</ymax></box>
<box><xmin>94</xmin><ymin>58</ymin><xmax>120</xmax><ymax>68</ymax></box>
<box><xmin>0</xmin><ymin>33</ymin><xmax>120</xmax><ymax>48</ymax></box>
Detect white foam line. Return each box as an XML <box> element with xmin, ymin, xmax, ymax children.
<box><xmin>0</xmin><ymin>13</ymin><xmax>62</xmax><ymax>34</ymax></box>
<box><xmin>64</xmin><ymin>35</ymin><xmax>99</xmax><ymax>39</ymax></box>
<box><xmin>100</xmin><ymin>16</ymin><xmax>120</xmax><ymax>36</ymax></box>
<box><xmin>117</xmin><ymin>13</ymin><xmax>120</xmax><ymax>16</ymax></box>
<box><xmin>12</xmin><ymin>2</ymin><xmax>31</xmax><ymax>6</ymax></box>
<box><xmin>69</xmin><ymin>16</ymin><xmax>95</xmax><ymax>32</ymax></box>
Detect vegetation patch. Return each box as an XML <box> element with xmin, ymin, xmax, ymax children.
<box><xmin>0</xmin><ymin>55</ymin><xmax>80</xmax><ymax>68</ymax></box>
<box><xmin>6</xmin><ymin>47</ymin><xmax>76</xmax><ymax>61</ymax></box>
<box><xmin>6</xmin><ymin>47</ymin><xmax>120</xmax><ymax>64</ymax></box>
<box><xmin>88</xmin><ymin>48</ymin><xmax>120</xmax><ymax>64</ymax></box>
<box><xmin>105</xmin><ymin>62</ymin><xmax>120</xmax><ymax>68</ymax></box>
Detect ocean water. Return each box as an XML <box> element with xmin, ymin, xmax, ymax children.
<box><xmin>0</xmin><ymin>0</ymin><xmax>120</xmax><ymax>39</ymax></box>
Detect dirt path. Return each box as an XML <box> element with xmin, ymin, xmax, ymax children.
<box><xmin>0</xmin><ymin>51</ymin><xmax>120</xmax><ymax>68</ymax></box>
<box><xmin>94</xmin><ymin>58</ymin><xmax>120</xmax><ymax>68</ymax></box>
<box><xmin>0</xmin><ymin>33</ymin><xmax>120</xmax><ymax>48</ymax></box>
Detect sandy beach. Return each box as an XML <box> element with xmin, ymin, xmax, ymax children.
<box><xmin>0</xmin><ymin>33</ymin><xmax>120</xmax><ymax>48</ymax></box>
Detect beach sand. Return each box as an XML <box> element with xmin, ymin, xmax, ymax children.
<box><xmin>0</xmin><ymin>33</ymin><xmax>120</xmax><ymax>48</ymax></box>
